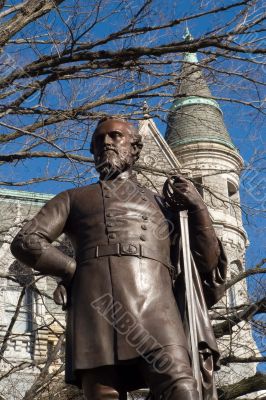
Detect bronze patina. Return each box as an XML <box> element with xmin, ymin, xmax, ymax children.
<box><xmin>11</xmin><ymin>117</ymin><xmax>227</xmax><ymax>400</ymax></box>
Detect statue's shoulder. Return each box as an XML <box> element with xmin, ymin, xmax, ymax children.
<box><xmin>66</xmin><ymin>182</ymin><xmax>100</xmax><ymax>200</ymax></box>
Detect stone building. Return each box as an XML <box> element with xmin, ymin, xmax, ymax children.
<box><xmin>0</xmin><ymin>31</ymin><xmax>261</xmax><ymax>399</ymax></box>
<box><xmin>0</xmin><ymin>189</ymin><xmax>64</xmax><ymax>399</ymax></box>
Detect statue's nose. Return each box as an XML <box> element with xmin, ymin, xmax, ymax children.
<box><xmin>104</xmin><ymin>134</ymin><xmax>113</xmax><ymax>144</ymax></box>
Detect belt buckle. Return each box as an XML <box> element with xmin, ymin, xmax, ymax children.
<box><xmin>120</xmin><ymin>243</ymin><xmax>138</xmax><ymax>256</ymax></box>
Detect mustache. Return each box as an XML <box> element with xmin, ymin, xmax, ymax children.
<box><xmin>99</xmin><ymin>145</ymin><xmax>119</xmax><ymax>156</ymax></box>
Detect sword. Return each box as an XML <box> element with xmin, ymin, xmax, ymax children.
<box><xmin>163</xmin><ymin>177</ymin><xmax>203</xmax><ymax>399</ymax></box>
<box><xmin>180</xmin><ymin>210</ymin><xmax>203</xmax><ymax>400</ymax></box>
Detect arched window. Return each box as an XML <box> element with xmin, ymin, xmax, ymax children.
<box><xmin>3</xmin><ymin>262</ymin><xmax>33</xmax><ymax>333</ymax></box>
<box><xmin>228</xmin><ymin>285</ymin><xmax>237</xmax><ymax>308</ymax></box>
<box><xmin>228</xmin><ymin>261</ymin><xmax>242</xmax><ymax>308</ymax></box>
<box><xmin>227</xmin><ymin>180</ymin><xmax>240</xmax><ymax>217</ymax></box>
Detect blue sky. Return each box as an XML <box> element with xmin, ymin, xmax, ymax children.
<box><xmin>0</xmin><ymin>0</ymin><xmax>265</xmax><ymax>366</ymax></box>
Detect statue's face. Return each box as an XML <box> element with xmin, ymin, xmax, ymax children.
<box><xmin>92</xmin><ymin>119</ymin><xmax>135</xmax><ymax>179</ymax></box>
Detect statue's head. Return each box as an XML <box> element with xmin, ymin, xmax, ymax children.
<box><xmin>90</xmin><ymin>116</ymin><xmax>143</xmax><ymax>180</ymax></box>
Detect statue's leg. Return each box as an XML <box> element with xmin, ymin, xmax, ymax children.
<box><xmin>138</xmin><ymin>345</ymin><xmax>199</xmax><ymax>400</ymax></box>
<box><xmin>81</xmin><ymin>370</ymin><xmax>119</xmax><ymax>400</ymax></box>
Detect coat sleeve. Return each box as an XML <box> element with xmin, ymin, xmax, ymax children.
<box><xmin>200</xmin><ymin>239</ymin><xmax>227</xmax><ymax>308</ymax></box>
<box><xmin>173</xmin><ymin>230</ymin><xmax>227</xmax><ymax>310</ymax></box>
<box><xmin>10</xmin><ymin>190</ymin><xmax>76</xmax><ymax>284</ymax></box>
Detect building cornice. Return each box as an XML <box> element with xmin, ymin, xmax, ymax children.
<box><xmin>210</xmin><ymin>215</ymin><xmax>249</xmax><ymax>246</ymax></box>
<box><xmin>172</xmin><ymin>142</ymin><xmax>244</xmax><ymax>170</ymax></box>
<box><xmin>0</xmin><ymin>188</ymin><xmax>53</xmax><ymax>204</ymax></box>
<box><xmin>170</xmin><ymin>136</ymin><xmax>236</xmax><ymax>151</ymax></box>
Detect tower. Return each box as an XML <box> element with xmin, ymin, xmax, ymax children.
<box><xmin>165</xmin><ymin>28</ymin><xmax>259</xmax><ymax>386</ymax></box>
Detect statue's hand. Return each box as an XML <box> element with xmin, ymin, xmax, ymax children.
<box><xmin>53</xmin><ymin>283</ymin><xmax>68</xmax><ymax>310</ymax></box>
<box><xmin>170</xmin><ymin>175</ymin><xmax>206</xmax><ymax>212</ymax></box>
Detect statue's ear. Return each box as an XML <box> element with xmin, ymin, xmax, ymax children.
<box><xmin>131</xmin><ymin>141</ymin><xmax>143</xmax><ymax>161</ymax></box>
<box><xmin>131</xmin><ymin>144</ymin><xmax>141</xmax><ymax>161</ymax></box>
<box><xmin>131</xmin><ymin>144</ymin><xmax>139</xmax><ymax>155</ymax></box>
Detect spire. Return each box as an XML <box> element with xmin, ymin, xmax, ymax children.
<box><xmin>142</xmin><ymin>101</ymin><xmax>150</xmax><ymax>118</ymax></box>
<box><xmin>183</xmin><ymin>26</ymin><xmax>198</xmax><ymax>64</ymax></box>
<box><xmin>183</xmin><ymin>25</ymin><xmax>193</xmax><ymax>42</ymax></box>
<box><xmin>165</xmin><ymin>28</ymin><xmax>235</xmax><ymax>151</ymax></box>
<box><xmin>175</xmin><ymin>26</ymin><xmax>213</xmax><ymax>100</ymax></box>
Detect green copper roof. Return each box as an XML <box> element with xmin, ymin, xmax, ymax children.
<box><xmin>165</xmin><ymin>102</ymin><xmax>236</xmax><ymax>151</ymax></box>
<box><xmin>183</xmin><ymin>52</ymin><xmax>198</xmax><ymax>63</ymax></box>
<box><xmin>171</xmin><ymin>96</ymin><xmax>222</xmax><ymax>112</ymax></box>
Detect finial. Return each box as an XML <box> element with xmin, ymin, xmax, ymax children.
<box><xmin>142</xmin><ymin>101</ymin><xmax>150</xmax><ymax>118</ymax></box>
<box><xmin>182</xmin><ymin>25</ymin><xmax>198</xmax><ymax>63</ymax></box>
<box><xmin>183</xmin><ymin>25</ymin><xmax>193</xmax><ymax>42</ymax></box>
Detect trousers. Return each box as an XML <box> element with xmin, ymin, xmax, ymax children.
<box><xmin>81</xmin><ymin>345</ymin><xmax>199</xmax><ymax>400</ymax></box>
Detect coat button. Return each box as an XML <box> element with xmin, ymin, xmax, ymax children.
<box><xmin>141</xmin><ymin>225</ymin><xmax>147</xmax><ymax>230</ymax></box>
<box><xmin>109</xmin><ymin>233</ymin><xmax>116</xmax><ymax>239</ymax></box>
<box><xmin>141</xmin><ymin>196</ymin><xmax>147</xmax><ymax>201</ymax></box>
<box><xmin>140</xmin><ymin>235</ymin><xmax>146</xmax><ymax>241</ymax></box>
<box><xmin>142</xmin><ymin>215</ymin><xmax>148</xmax><ymax>220</ymax></box>
<box><xmin>107</xmin><ymin>222</ymin><xmax>114</xmax><ymax>227</ymax></box>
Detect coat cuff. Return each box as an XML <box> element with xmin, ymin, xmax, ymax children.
<box><xmin>35</xmin><ymin>245</ymin><xmax>76</xmax><ymax>284</ymax></box>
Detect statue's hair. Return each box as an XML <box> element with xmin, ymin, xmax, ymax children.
<box><xmin>96</xmin><ymin>116</ymin><xmax>126</xmax><ymax>127</ymax></box>
<box><xmin>90</xmin><ymin>116</ymin><xmax>143</xmax><ymax>161</ymax></box>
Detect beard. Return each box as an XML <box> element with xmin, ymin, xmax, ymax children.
<box><xmin>95</xmin><ymin>146</ymin><xmax>132</xmax><ymax>179</ymax></box>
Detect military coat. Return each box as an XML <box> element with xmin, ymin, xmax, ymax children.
<box><xmin>11</xmin><ymin>174</ymin><xmax>227</xmax><ymax>393</ymax></box>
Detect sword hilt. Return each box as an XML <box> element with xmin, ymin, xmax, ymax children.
<box><xmin>163</xmin><ymin>176</ymin><xmax>187</xmax><ymax>210</ymax></box>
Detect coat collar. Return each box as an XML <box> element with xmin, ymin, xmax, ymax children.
<box><xmin>99</xmin><ymin>170</ymin><xmax>139</xmax><ymax>185</ymax></box>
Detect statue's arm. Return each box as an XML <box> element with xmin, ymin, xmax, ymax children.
<box><xmin>166</xmin><ymin>175</ymin><xmax>221</xmax><ymax>274</ymax></box>
<box><xmin>10</xmin><ymin>190</ymin><xmax>76</xmax><ymax>286</ymax></box>
<box><xmin>187</xmin><ymin>207</ymin><xmax>228</xmax><ymax>307</ymax></box>
<box><xmin>188</xmin><ymin>206</ymin><xmax>220</xmax><ymax>274</ymax></box>
<box><xmin>166</xmin><ymin>175</ymin><xmax>227</xmax><ymax>306</ymax></box>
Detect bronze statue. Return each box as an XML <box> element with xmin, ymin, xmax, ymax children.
<box><xmin>11</xmin><ymin>117</ymin><xmax>227</xmax><ymax>400</ymax></box>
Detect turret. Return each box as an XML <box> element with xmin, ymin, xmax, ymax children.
<box><xmin>165</xmin><ymin>28</ymin><xmax>246</xmax><ymax>255</ymax></box>
<box><xmin>165</xmin><ymin>29</ymin><xmax>258</xmax><ymax>383</ymax></box>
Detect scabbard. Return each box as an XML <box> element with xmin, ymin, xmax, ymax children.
<box><xmin>180</xmin><ymin>210</ymin><xmax>203</xmax><ymax>400</ymax></box>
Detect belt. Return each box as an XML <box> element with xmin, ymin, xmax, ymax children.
<box><xmin>85</xmin><ymin>243</ymin><xmax>176</xmax><ymax>279</ymax></box>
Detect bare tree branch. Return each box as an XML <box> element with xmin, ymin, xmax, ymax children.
<box><xmin>0</xmin><ymin>0</ymin><xmax>64</xmax><ymax>48</ymax></box>
<box><xmin>213</xmin><ymin>297</ymin><xmax>266</xmax><ymax>338</ymax></box>
<box><xmin>226</xmin><ymin>259</ymin><xmax>266</xmax><ymax>289</ymax></box>
<box><xmin>218</xmin><ymin>373</ymin><xmax>266</xmax><ymax>399</ymax></box>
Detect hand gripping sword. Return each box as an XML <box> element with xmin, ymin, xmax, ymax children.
<box><xmin>163</xmin><ymin>179</ymin><xmax>203</xmax><ymax>400</ymax></box>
